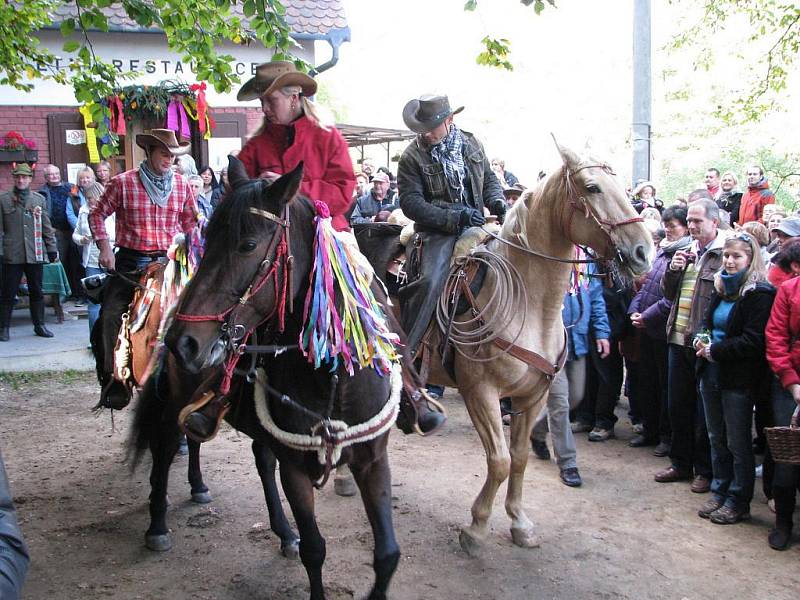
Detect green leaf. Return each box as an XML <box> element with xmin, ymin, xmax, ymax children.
<box><xmin>243</xmin><ymin>0</ymin><xmax>256</xmax><ymax>17</ymax></box>
<box><xmin>464</xmin><ymin>0</ymin><xmax>477</xmax><ymax>11</ymax></box>
<box><xmin>63</xmin><ymin>40</ymin><xmax>80</xmax><ymax>53</ymax></box>
<box><xmin>60</xmin><ymin>18</ymin><xmax>76</xmax><ymax>37</ymax></box>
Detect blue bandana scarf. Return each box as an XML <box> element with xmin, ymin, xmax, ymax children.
<box><xmin>720</xmin><ymin>269</ymin><xmax>747</xmax><ymax>299</ymax></box>
<box><xmin>139</xmin><ymin>159</ymin><xmax>174</xmax><ymax>208</ymax></box>
<box><xmin>430</xmin><ymin>124</ymin><xmax>466</xmax><ymax>202</ymax></box>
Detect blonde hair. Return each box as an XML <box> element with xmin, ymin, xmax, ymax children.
<box><xmin>252</xmin><ymin>84</ymin><xmax>332</xmax><ymax>137</ymax></box>
<box><xmin>83</xmin><ymin>181</ymin><xmax>105</xmax><ymax>201</ymax></box>
<box><xmin>78</xmin><ymin>166</ymin><xmax>96</xmax><ymax>187</ymax></box>
<box><xmin>713</xmin><ymin>234</ymin><xmax>766</xmax><ymax>295</ymax></box>
<box><xmin>740</xmin><ymin>221</ymin><xmax>769</xmax><ymax>246</ymax></box>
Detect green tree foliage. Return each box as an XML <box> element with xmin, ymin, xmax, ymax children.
<box><xmin>0</xmin><ymin>1</ymin><xmax>298</xmax><ymax>155</ymax></box>
<box><xmin>669</xmin><ymin>0</ymin><xmax>800</xmax><ymax>124</ymax></box>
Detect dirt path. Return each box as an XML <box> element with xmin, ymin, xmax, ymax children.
<box><xmin>1</xmin><ymin>372</ymin><xmax>797</xmax><ymax>600</ymax></box>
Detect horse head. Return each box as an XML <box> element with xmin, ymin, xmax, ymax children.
<box><xmin>505</xmin><ymin>137</ymin><xmax>653</xmax><ymax>278</ymax></box>
<box><xmin>166</xmin><ymin>156</ymin><xmax>309</xmax><ymax>374</ymax></box>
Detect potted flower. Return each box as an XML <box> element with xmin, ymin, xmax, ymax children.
<box><xmin>0</xmin><ymin>131</ymin><xmax>38</xmax><ymax>163</ymax></box>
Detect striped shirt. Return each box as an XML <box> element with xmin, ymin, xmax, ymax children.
<box><xmin>669</xmin><ymin>264</ymin><xmax>699</xmax><ymax>345</ymax></box>
<box><xmin>88</xmin><ymin>169</ymin><xmax>197</xmax><ymax>252</ymax></box>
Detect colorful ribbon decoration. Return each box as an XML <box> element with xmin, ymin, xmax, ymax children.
<box><xmin>107</xmin><ymin>94</ymin><xmax>127</xmax><ymax>136</ymax></box>
<box><xmin>78</xmin><ymin>104</ymin><xmax>100</xmax><ymax>163</ymax></box>
<box><xmin>300</xmin><ymin>200</ymin><xmax>400</xmax><ymax>376</ymax></box>
<box><xmin>190</xmin><ymin>82</ymin><xmax>208</xmax><ymax>135</ymax></box>
<box><xmin>166</xmin><ymin>94</ymin><xmax>191</xmax><ymax>140</ymax></box>
<box><xmin>182</xmin><ymin>96</ymin><xmax>215</xmax><ymax>140</ymax></box>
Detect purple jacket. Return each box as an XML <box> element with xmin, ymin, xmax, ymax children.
<box><xmin>628</xmin><ymin>237</ymin><xmax>691</xmax><ymax>341</ymax></box>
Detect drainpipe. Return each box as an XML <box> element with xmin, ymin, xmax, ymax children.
<box><xmin>292</xmin><ymin>27</ymin><xmax>351</xmax><ymax>76</ymax></box>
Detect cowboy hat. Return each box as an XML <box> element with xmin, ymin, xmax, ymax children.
<box><xmin>237</xmin><ymin>61</ymin><xmax>317</xmax><ymax>102</ymax></box>
<box><xmin>135</xmin><ymin>129</ymin><xmax>191</xmax><ymax>155</ymax></box>
<box><xmin>503</xmin><ymin>183</ymin><xmax>527</xmax><ymax>198</ymax></box>
<box><xmin>632</xmin><ymin>180</ymin><xmax>656</xmax><ymax>197</ymax></box>
<box><xmin>402</xmin><ymin>94</ymin><xmax>464</xmax><ymax>134</ymax></box>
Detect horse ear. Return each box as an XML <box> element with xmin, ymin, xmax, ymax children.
<box><xmin>227</xmin><ymin>155</ymin><xmax>249</xmax><ymax>189</ymax></box>
<box><xmin>551</xmin><ymin>134</ymin><xmax>581</xmax><ymax>170</ymax></box>
<box><xmin>267</xmin><ymin>162</ymin><xmax>304</xmax><ymax>206</ymax></box>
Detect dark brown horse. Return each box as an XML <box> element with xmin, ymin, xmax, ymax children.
<box><xmin>152</xmin><ymin>158</ymin><xmax>401</xmax><ymax>600</ymax></box>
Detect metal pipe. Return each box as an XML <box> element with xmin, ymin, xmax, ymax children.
<box><xmin>632</xmin><ymin>0</ymin><xmax>652</xmax><ymax>187</ymax></box>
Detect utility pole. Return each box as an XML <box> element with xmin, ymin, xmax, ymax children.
<box><xmin>632</xmin><ymin>0</ymin><xmax>652</xmax><ymax>187</ymax></box>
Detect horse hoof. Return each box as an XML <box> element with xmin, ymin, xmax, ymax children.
<box><xmin>334</xmin><ymin>475</ymin><xmax>357</xmax><ymax>497</ymax></box>
<box><xmin>281</xmin><ymin>538</ymin><xmax>300</xmax><ymax>560</ymax></box>
<box><xmin>458</xmin><ymin>528</ymin><xmax>484</xmax><ymax>557</ymax></box>
<box><xmin>511</xmin><ymin>526</ymin><xmax>541</xmax><ymax>549</ymax></box>
<box><xmin>191</xmin><ymin>491</ymin><xmax>212</xmax><ymax>504</ymax></box>
<box><xmin>145</xmin><ymin>533</ymin><xmax>173</xmax><ymax>552</ymax></box>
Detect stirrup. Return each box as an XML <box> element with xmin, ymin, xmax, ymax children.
<box><xmin>178</xmin><ymin>391</ymin><xmax>230</xmax><ymax>443</ymax></box>
<box><xmin>397</xmin><ymin>389</ymin><xmax>447</xmax><ymax>436</ymax></box>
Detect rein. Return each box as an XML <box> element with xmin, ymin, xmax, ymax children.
<box><xmin>174</xmin><ymin>203</ymin><xmax>293</xmax><ymax>394</ymax></box>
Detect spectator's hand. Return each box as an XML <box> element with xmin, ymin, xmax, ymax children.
<box><xmin>459</xmin><ymin>209</ymin><xmax>486</xmax><ymax>228</ymax></box>
<box><xmin>47</xmin><ymin>251</ymin><xmax>59</xmax><ymax>263</ymax></box>
<box><xmin>98</xmin><ymin>246</ymin><xmax>115</xmax><ymax>272</ymax></box>
<box><xmin>670</xmin><ymin>251</ymin><xmax>687</xmax><ymax>271</ymax></box>
<box><xmin>630</xmin><ymin>312</ymin><xmax>645</xmax><ymax>329</ymax></box>
<box><xmin>82</xmin><ymin>235</ymin><xmax>91</xmax><ymax>245</ymax></box>
<box><xmin>375</xmin><ymin>210</ymin><xmax>392</xmax><ymax>223</ymax></box>
<box><xmin>597</xmin><ymin>338</ymin><xmax>610</xmax><ymax>359</ymax></box>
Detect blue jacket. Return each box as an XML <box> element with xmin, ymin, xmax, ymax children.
<box><xmin>39</xmin><ymin>183</ymin><xmax>73</xmax><ymax>231</ymax></box>
<box><xmin>563</xmin><ymin>263</ymin><xmax>611</xmax><ymax>358</ymax></box>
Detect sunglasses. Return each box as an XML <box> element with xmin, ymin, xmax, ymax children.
<box><xmin>734</xmin><ymin>232</ymin><xmax>753</xmax><ymax>243</ymax></box>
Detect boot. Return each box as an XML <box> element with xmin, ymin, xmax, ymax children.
<box><xmin>30</xmin><ymin>299</ymin><xmax>53</xmax><ymax>338</ymax></box>
<box><xmin>768</xmin><ymin>486</ymin><xmax>795</xmax><ymax>551</ymax></box>
<box><xmin>396</xmin><ymin>389</ymin><xmax>446</xmax><ymax>435</ymax></box>
<box><xmin>0</xmin><ymin>301</ymin><xmax>12</xmax><ymax>342</ymax></box>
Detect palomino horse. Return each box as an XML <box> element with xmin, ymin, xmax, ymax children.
<box><xmin>382</xmin><ymin>141</ymin><xmax>653</xmax><ymax>554</ymax></box>
<box><xmin>161</xmin><ymin>158</ymin><xmax>402</xmax><ymax>600</ymax></box>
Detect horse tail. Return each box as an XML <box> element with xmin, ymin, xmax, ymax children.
<box><xmin>90</xmin><ymin>316</ymin><xmax>104</xmax><ymax>386</ymax></box>
<box><xmin>126</xmin><ymin>351</ymin><xmax>167</xmax><ymax>471</ymax></box>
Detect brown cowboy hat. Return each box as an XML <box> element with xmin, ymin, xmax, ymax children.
<box><xmin>135</xmin><ymin>129</ymin><xmax>191</xmax><ymax>155</ymax></box>
<box><xmin>237</xmin><ymin>61</ymin><xmax>317</xmax><ymax>102</ymax></box>
<box><xmin>402</xmin><ymin>94</ymin><xmax>464</xmax><ymax>134</ymax></box>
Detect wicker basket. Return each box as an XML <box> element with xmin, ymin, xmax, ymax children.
<box><xmin>765</xmin><ymin>407</ymin><xmax>800</xmax><ymax>465</ymax></box>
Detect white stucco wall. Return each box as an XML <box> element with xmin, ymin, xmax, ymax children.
<box><xmin>0</xmin><ymin>29</ymin><xmax>315</xmax><ymax>107</ymax></box>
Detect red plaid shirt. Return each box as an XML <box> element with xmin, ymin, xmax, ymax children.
<box><xmin>89</xmin><ymin>169</ymin><xmax>197</xmax><ymax>252</ymax></box>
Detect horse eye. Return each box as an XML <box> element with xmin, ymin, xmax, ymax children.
<box><xmin>238</xmin><ymin>240</ymin><xmax>258</xmax><ymax>253</ymax></box>
<box><xmin>586</xmin><ymin>184</ymin><xmax>601</xmax><ymax>194</ymax></box>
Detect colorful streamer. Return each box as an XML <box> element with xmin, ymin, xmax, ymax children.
<box><xmin>300</xmin><ymin>200</ymin><xmax>401</xmax><ymax>376</ymax></box>
<box><xmin>166</xmin><ymin>94</ymin><xmax>191</xmax><ymax>140</ymax></box>
<box><xmin>78</xmin><ymin>104</ymin><xmax>100</xmax><ymax>163</ymax></box>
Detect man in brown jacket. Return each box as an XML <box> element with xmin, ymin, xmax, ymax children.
<box><xmin>655</xmin><ymin>199</ymin><xmax>722</xmax><ymax>492</ymax></box>
<box><xmin>0</xmin><ymin>164</ymin><xmax>58</xmax><ymax>341</ymax></box>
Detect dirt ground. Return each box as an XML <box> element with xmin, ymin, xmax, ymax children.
<box><xmin>1</xmin><ymin>371</ymin><xmax>798</xmax><ymax>600</ymax></box>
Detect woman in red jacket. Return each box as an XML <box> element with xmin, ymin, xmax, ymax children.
<box><xmin>236</xmin><ymin>61</ymin><xmax>355</xmax><ymax>231</ymax></box>
<box><xmin>764</xmin><ymin>242</ymin><xmax>800</xmax><ymax>550</ymax></box>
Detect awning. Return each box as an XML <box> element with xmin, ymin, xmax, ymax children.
<box><xmin>336</xmin><ymin>123</ymin><xmax>415</xmax><ymax>148</ymax></box>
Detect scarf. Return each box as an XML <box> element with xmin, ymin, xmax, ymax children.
<box><xmin>138</xmin><ymin>160</ymin><xmax>174</xmax><ymax>208</ymax></box>
<box><xmin>660</xmin><ymin>235</ymin><xmax>691</xmax><ymax>253</ymax></box>
<box><xmin>720</xmin><ymin>269</ymin><xmax>747</xmax><ymax>299</ymax></box>
<box><xmin>429</xmin><ymin>124</ymin><xmax>467</xmax><ymax>202</ymax></box>
<box><xmin>15</xmin><ymin>188</ymin><xmax>44</xmax><ymax>262</ymax></box>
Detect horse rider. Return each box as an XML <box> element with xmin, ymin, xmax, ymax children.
<box><xmin>89</xmin><ymin>129</ymin><xmax>198</xmax><ymax>410</ymax></box>
<box><xmin>395</xmin><ymin>94</ymin><xmax>506</xmax><ymax>431</ymax></box>
<box><xmin>0</xmin><ymin>163</ymin><xmax>59</xmax><ymax>342</ymax></box>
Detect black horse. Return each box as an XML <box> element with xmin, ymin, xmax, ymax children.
<box><xmin>137</xmin><ymin>157</ymin><xmax>402</xmax><ymax>600</ymax></box>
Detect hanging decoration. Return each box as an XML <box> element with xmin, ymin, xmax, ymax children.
<box><xmin>78</xmin><ymin>104</ymin><xmax>101</xmax><ymax>163</ymax></box>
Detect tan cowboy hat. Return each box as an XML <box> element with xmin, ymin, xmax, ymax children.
<box><xmin>135</xmin><ymin>129</ymin><xmax>191</xmax><ymax>155</ymax></box>
<box><xmin>237</xmin><ymin>61</ymin><xmax>317</xmax><ymax>101</ymax></box>
<box><xmin>402</xmin><ymin>94</ymin><xmax>464</xmax><ymax>134</ymax></box>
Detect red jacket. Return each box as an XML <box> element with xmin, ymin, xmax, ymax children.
<box><xmin>766</xmin><ymin>275</ymin><xmax>800</xmax><ymax>388</ymax></box>
<box><xmin>737</xmin><ymin>179</ymin><xmax>775</xmax><ymax>225</ymax></box>
<box><xmin>237</xmin><ymin>116</ymin><xmax>355</xmax><ymax>231</ymax></box>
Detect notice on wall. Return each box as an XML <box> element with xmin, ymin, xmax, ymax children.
<box><xmin>208</xmin><ymin>137</ymin><xmax>242</xmax><ymax>175</ymax></box>
<box><xmin>66</xmin><ymin>162</ymin><xmax>87</xmax><ymax>185</ymax></box>
<box><xmin>65</xmin><ymin>130</ymin><xmax>86</xmax><ymax>145</ymax></box>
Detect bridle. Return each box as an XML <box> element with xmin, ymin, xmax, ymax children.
<box><xmin>482</xmin><ymin>163</ymin><xmax>643</xmax><ymax>266</ymax></box>
<box><xmin>174</xmin><ymin>201</ymin><xmax>294</xmax><ymax>394</ymax></box>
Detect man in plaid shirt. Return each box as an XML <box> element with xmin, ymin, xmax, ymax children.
<box><xmin>89</xmin><ymin>129</ymin><xmax>197</xmax><ymax>410</ymax></box>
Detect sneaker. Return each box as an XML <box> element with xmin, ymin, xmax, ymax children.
<box><xmin>570</xmin><ymin>421</ymin><xmax>592</xmax><ymax>433</ymax></box>
<box><xmin>698</xmin><ymin>496</ymin><xmax>725</xmax><ymax>519</ymax></box>
<box><xmin>709</xmin><ymin>504</ymin><xmax>750</xmax><ymax>525</ymax></box>
<box><xmin>632</xmin><ymin>423</ymin><xmax>644</xmax><ymax>434</ymax></box>
<box><xmin>531</xmin><ymin>438</ymin><xmax>551</xmax><ymax>461</ymax></box>
<box><xmin>588</xmin><ymin>427</ymin><xmax>614</xmax><ymax>442</ymax></box>
<box><xmin>559</xmin><ymin>467</ymin><xmax>582</xmax><ymax>487</ymax></box>
<box><xmin>653</xmin><ymin>441</ymin><xmax>671</xmax><ymax>457</ymax></box>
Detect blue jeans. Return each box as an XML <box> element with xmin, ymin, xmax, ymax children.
<box><xmin>699</xmin><ymin>363</ymin><xmax>755</xmax><ymax>509</ymax></box>
<box><xmin>85</xmin><ymin>266</ymin><xmax>104</xmax><ymax>336</ymax></box>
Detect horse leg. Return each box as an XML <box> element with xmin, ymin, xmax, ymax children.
<box><xmin>145</xmin><ymin>422</ymin><xmax>182</xmax><ymax>552</ymax></box>
<box><xmin>280</xmin><ymin>463</ymin><xmax>327</xmax><ymax>600</ymax></box>
<box><xmin>505</xmin><ymin>394</ymin><xmax>547</xmax><ymax>548</ymax></box>
<box><xmin>187</xmin><ymin>438</ymin><xmax>212</xmax><ymax>504</ymax></box>
<box><xmin>251</xmin><ymin>439</ymin><xmax>300</xmax><ymax>558</ymax></box>
<box><xmin>459</xmin><ymin>386</ymin><xmax>510</xmax><ymax>556</ymax></box>
<box><xmin>350</xmin><ymin>446</ymin><xmax>400</xmax><ymax>600</ymax></box>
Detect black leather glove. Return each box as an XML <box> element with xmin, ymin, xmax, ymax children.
<box><xmin>47</xmin><ymin>251</ymin><xmax>59</xmax><ymax>263</ymax></box>
<box><xmin>490</xmin><ymin>199</ymin><xmax>507</xmax><ymax>218</ymax></box>
<box><xmin>459</xmin><ymin>208</ymin><xmax>486</xmax><ymax>228</ymax></box>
